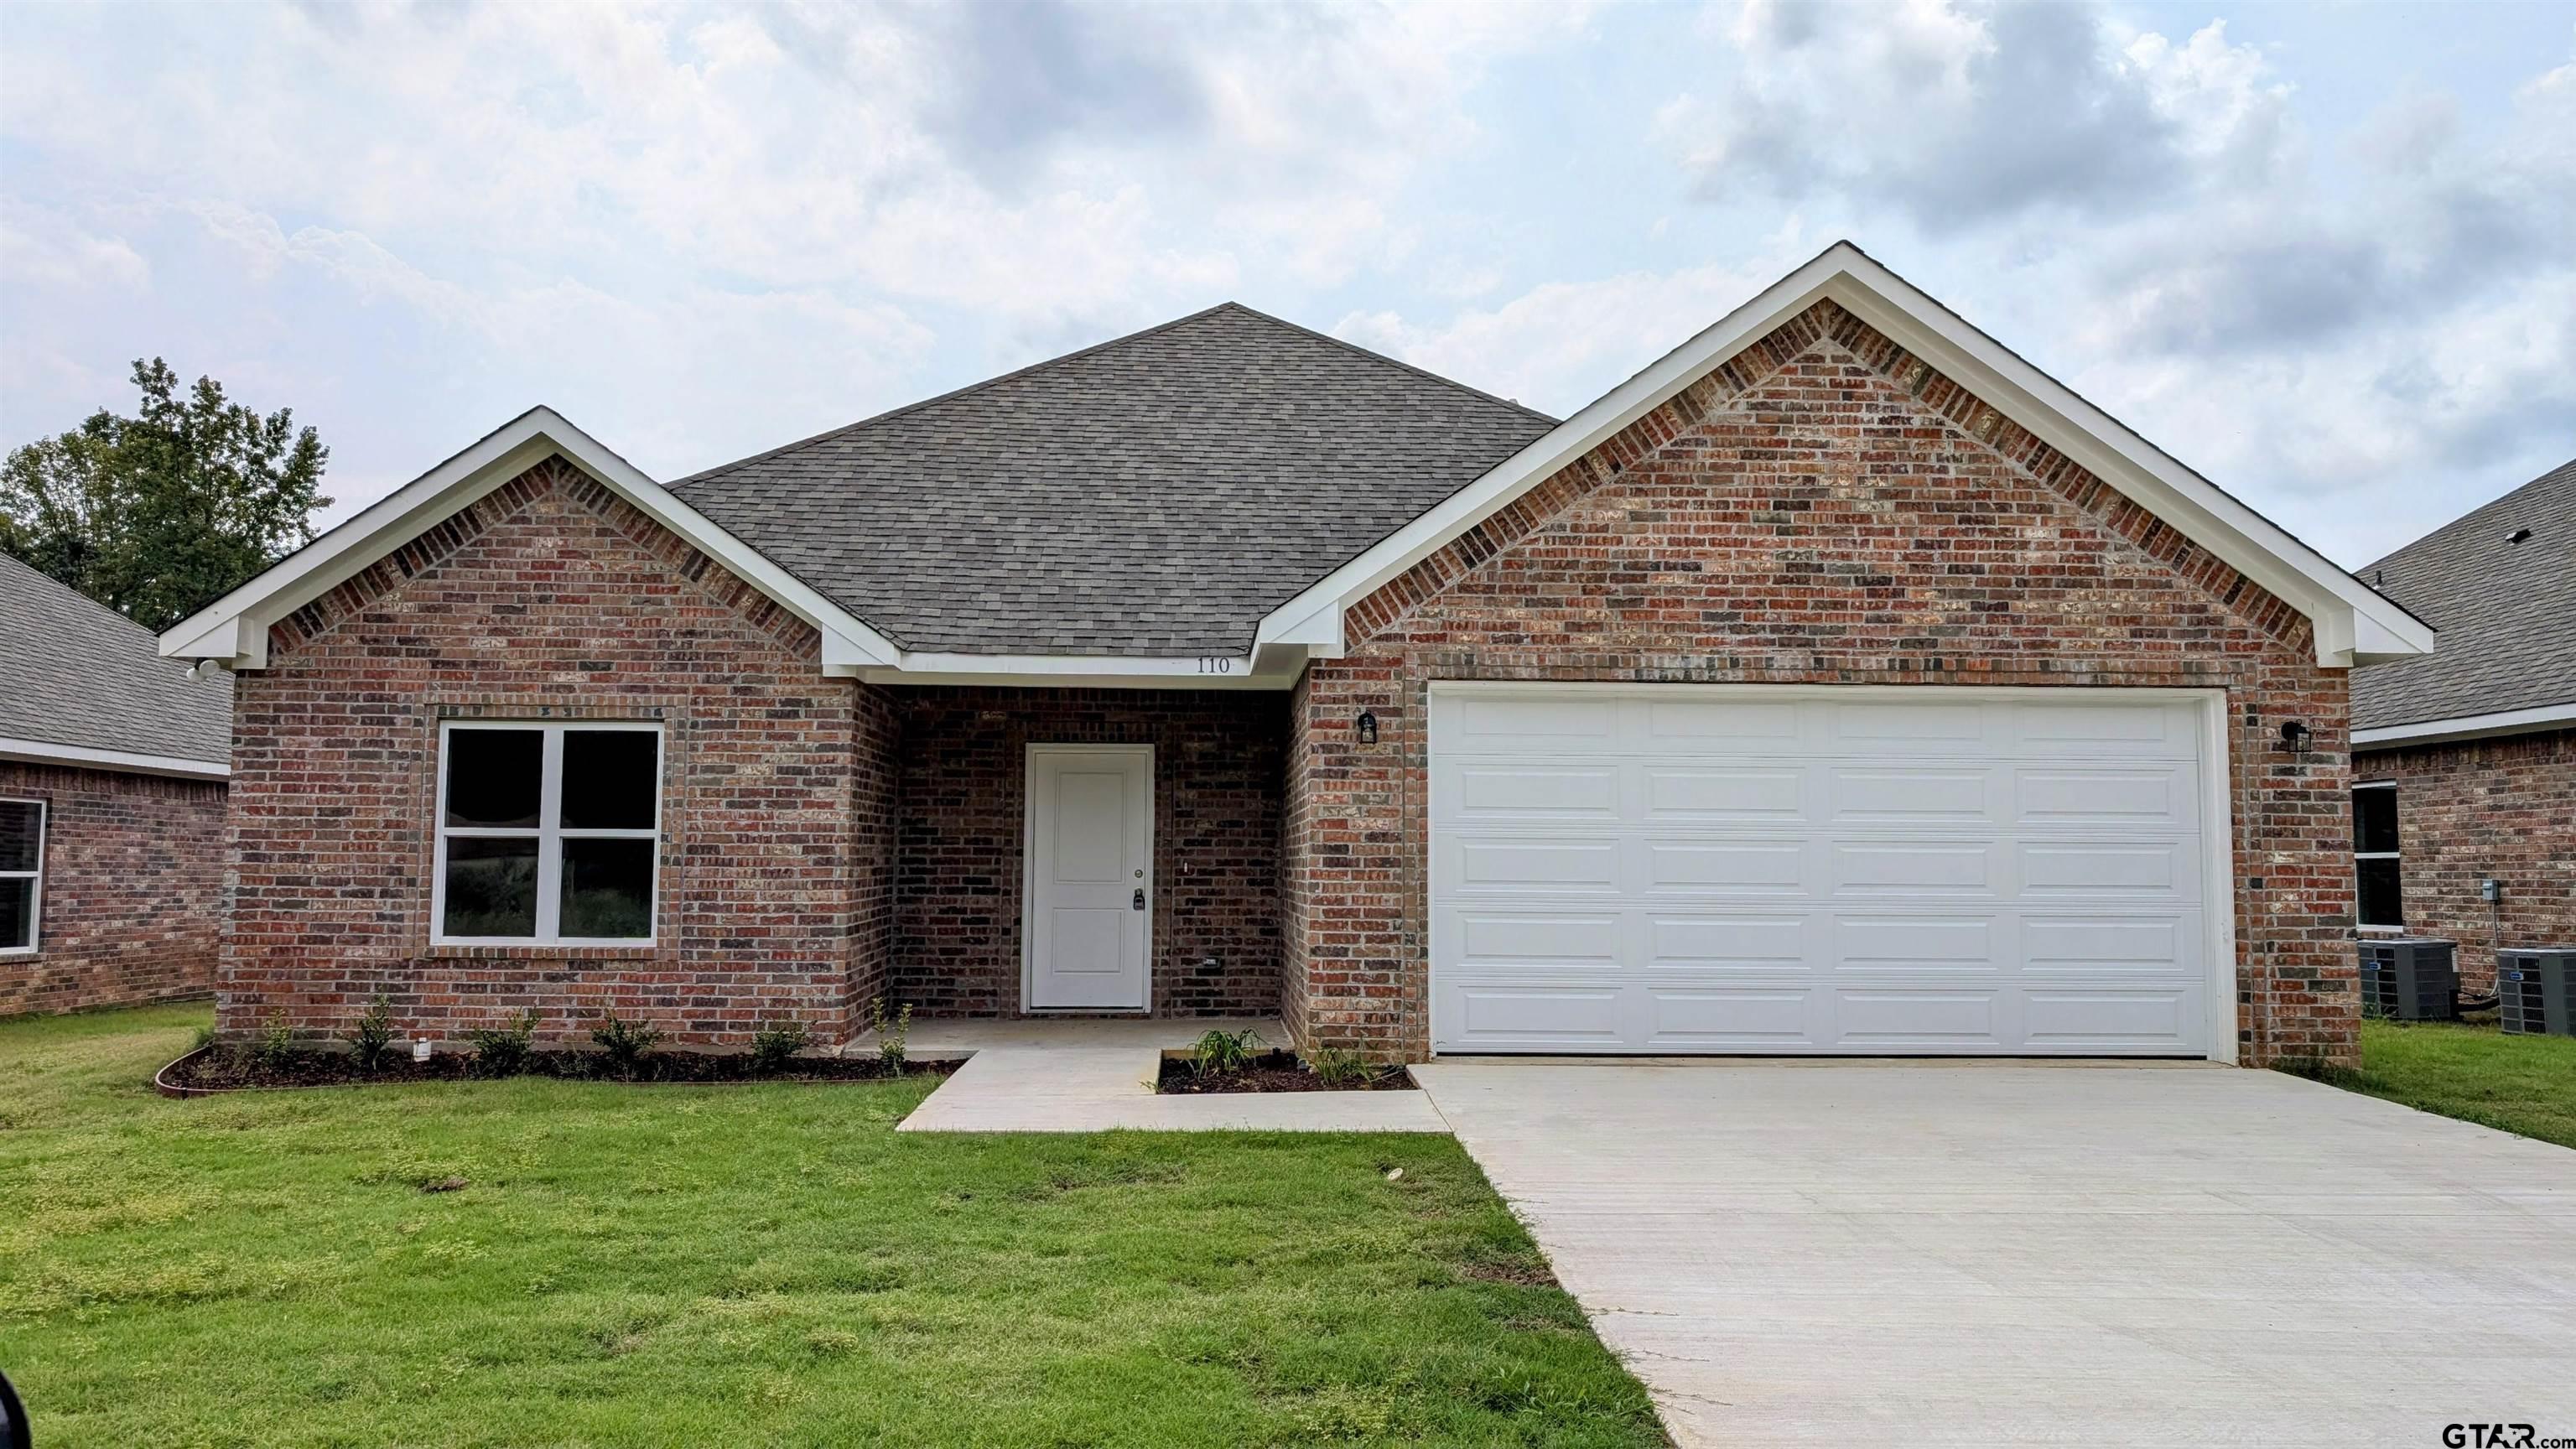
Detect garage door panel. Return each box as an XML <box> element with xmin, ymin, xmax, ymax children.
<box><xmin>1831</xmin><ymin>701</ymin><xmax>1989</xmax><ymax>745</ymax></box>
<box><xmin>1832</xmin><ymin>915</ymin><xmax>1998</xmax><ymax>969</ymax></box>
<box><xmin>1431</xmin><ymin>688</ymin><xmax>2219</xmax><ymax>1057</ymax></box>
<box><xmin>1644</xmin><ymin>988</ymin><xmax>1817</xmax><ymax>1047</ymax></box>
<box><xmin>1646</xmin><ymin>913</ymin><xmax>1812</xmax><ymax>970</ymax></box>
<box><xmin>1643</xmin><ymin>765</ymin><xmax>1810</xmax><ymax>821</ymax></box>
<box><xmin>1448</xmin><ymin>984</ymin><xmax>1627</xmax><ymax>1048</ymax></box>
<box><xmin>1644</xmin><ymin>699</ymin><xmax>1802</xmax><ymax>750</ymax></box>
<box><xmin>2019</xmin><ymin>914</ymin><xmax>2195</xmax><ymax>973</ymax></box>
<box><xmin>1448</xmin><ymin>836</ymin><xmax>1621</xmax><ymax>894</ymax></box>
<box><xmin>2019</xmin><ymin>988</ymin><xmax>2199</xmax><ymax>1049</ymax></box>
<box><xmin>1828</xmin><ymin>841</ymin><xmax>2000</xmax><ymax>895</ymax></box>
<box><xmin>1832</xmin><ymin>989</ymin><xmax>2002</xmax><ymax>1047</ymax></box>
<box><xmin>1827</xmin><ymin>766</ymin><xmax>1997</xmax><ymax>825</ymax></box>
<box><xmin>2010</xmin><ymin>699</ymin><xmax>2196</xmax><ymax>756</ymax></box>
<box><xmin>1453</xmin><ymin>911</ymin><xmax>1623</xmax><ymax>970</ymax></box>
<box><xmin>2014</xmin><ymin>767</ymin><xmax>2195</xmax><ymax>829</ymax></box>
<box><xmin>2018</xmin><ymin>842</ymin><xmax>2195</xmax><ymax>899</ymax></box>
<box><xmin>1447</xmin><ymin>762</ymin><xmax>1622</xmax><ymax>818</ymax></box>
<box><xmin>1453</xmin><ymin>694</ymin><xmax>1618</xmax><ymax>751</ymax></box>
<box><xmin>1643</xmin><ymin>839</ymin><xmax>1812</xmax><ymax>893</ymax></box>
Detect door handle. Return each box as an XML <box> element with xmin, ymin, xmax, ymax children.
<box><xmin>1132</xmin><ymin>887</ymin><xmax>1145</xmax><ymax>911</ymax></box>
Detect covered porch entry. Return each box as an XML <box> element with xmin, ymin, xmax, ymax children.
<box><xmin>880</xmin><ymin>687</ymin><xmax>1286</xmax><ymax>1022</ymax></box>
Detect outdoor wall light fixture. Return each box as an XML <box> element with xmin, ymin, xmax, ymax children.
<box><xmin>2276</xmin><ymin>720</ymin><xmax>2312</xmax><ymax>755</ymax></box>
<box><xmin>1356</xmin><ymin>709</ymin><xmax>1379</xmax><ymax>745</ymax></box>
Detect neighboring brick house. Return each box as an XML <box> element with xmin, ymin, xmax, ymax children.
<box><xmin>2351</xmin><ymin>457</ymin><xmax>2575</xmax><ymax>994</ymax></box>
<box><xmin>162</xmin><ymin>243</ymin><xmax>2436</xmax><ymax>1067</ymax></box>
<box><xmin>1</xmin><ymin>554</ymin><xmax>231</xmax><ymax>1015</ymax></box>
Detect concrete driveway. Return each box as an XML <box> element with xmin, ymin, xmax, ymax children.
<box><xmin>1412</xmin><ymin>1061</ymin><xmax>2576</xmax><ymax>1447</ymax></box>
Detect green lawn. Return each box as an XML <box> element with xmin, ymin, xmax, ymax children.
<box><xmin>2296</xmin><ymin>1017</ymin><xmax>2576</xmax><ymax>1149</ymax></box>
<box><xmin>0</xmin><ymin>1004</ymin><xmax>1664</xmax><ymax>1448</ymax></box>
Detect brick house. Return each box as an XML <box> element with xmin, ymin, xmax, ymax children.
<box><xmin>2350</xmin><ymin>456</ymin><xmax>2574</xmax><ymax>995</ymax></box>
<box><xmin>2</xmin><ymin>553</ymin><xmax>231</xmax><ymax>1015</ymax></box>
<box><xmin>159</xmin><ymin>244</ymin><xmax>2435</xmax><ymax>1067</ymax></box>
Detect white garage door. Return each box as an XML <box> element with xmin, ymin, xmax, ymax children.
<box><xmin>1430</xmin><ymin>686</ymin><xmax>2225</xmax><ymax>1057</ymax></box>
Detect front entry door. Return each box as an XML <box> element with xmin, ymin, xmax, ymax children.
<box><xmin>1024</xmin><ymin>745</ymin><xmax>1153</xmax><ymax>1010</ymax></box>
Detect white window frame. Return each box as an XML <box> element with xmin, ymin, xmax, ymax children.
<box><xmin>431</xmin><ymin>721</ymin><xmax>662</xmax><ymax>947</ymax></box>
<box><xmin>2352</xmin><ymin>779</ymin><xmax>2403</xmax><ymax>933</ymax></box>
<box><xmin>0</xmin><ymin>797</ymin><xmax>44</xmax><ymax>956</ymax></box>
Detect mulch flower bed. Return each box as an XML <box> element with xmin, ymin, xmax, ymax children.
<box><xmin>155</xmin><ymin>1046</ymin><xmax>957</xmax><ymax>1096</ymax></box>
<box><xmin>1156</xmin><ymin>1049</ymin><xmax>1414</xmax><ymax>1094</ymax></box>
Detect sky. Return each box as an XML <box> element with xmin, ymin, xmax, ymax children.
<box><xmin>2</xmin><ymin>0</ymin><xmax>2570</xmax><ymax>570</ymax></box>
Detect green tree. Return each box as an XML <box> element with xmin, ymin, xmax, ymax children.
<box><xmin>2</xmin><ymin>358</ymin><xmax>330</xmax><ymax>631</ymax></box>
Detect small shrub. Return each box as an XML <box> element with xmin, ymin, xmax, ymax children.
<box><xmin>466</xmin><ymin>1010</ymin><xmax>541</xmax><ymax>1078</ymax></box>
<box><xmin>1309</xmin><ymin>1046</ymin><xmax>1374</xmax><ymax>1088</ymax></box>
<box><xmin>340</xmin><ymin>995</ymin><xmax>397</xmax><ymax>1072</ymax></box>
<box><xmin>252</xmin><ymin>1011</ymin><xmax>299</xmax><ymax>1073</ymax></box>
<box><xmin>589</xmin><ymin>1010</ymin><xmax>665</xmax><ymax>1080</ymax></box>
<box><xmin>1192</xmin><ymin>1027</ymin><xmax>1263</xmax><ymax>1077</ymax></box>
<box><xmin>864</xmin><ymin>996</ymin><xmax>912</xmax><ymax>1074</ymax></box>
<box><xmin>749</xmin><ymin>1020</ymin><xmax>813</xmax><ymax>1076</ymax></box>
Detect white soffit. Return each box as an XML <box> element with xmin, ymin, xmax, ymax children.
<box><xmin>0</xmin><ymin>735</ymin><xmax>230</xmax><ymax>780</ymax></box>
<box><xmin>2352</xmin><ymin>701</ymin><xmax>2576</xmax><ymax>749</ymax></box>
<box><xmin>1253</xmin><ymin>242</ymin><xmax>2435</xmax><ymax>671</ymax></box>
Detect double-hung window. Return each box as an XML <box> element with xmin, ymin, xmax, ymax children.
<box><xmin>434</xmin><ymin>722</ymin><xmax>662</xmax><ymax>945</ymax></box>
<box><xmin>0</xmin><ymin>798</ymin><xmax>44</xmax><ymax>954</ymax></box>
<box><xmin>2352</xmin><ymin>781</ymin><xmax>2402</xmax><ymax>931</ymax></box>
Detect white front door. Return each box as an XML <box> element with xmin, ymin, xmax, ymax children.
<box><xmin>1024</xmin><ymin>745</ymin><xmax>1153</xmax><ymax>1010</ymax></box>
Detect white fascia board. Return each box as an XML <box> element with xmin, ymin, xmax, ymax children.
<box><xmin>0</xmin><ymin>735</ymin><xmax>229</xmax><ymax>780</ymax></box>
<box><xmin>156</xmin><ymin>408</ymin><xmax>901</xmax><ymax>672</ymax></box>
<box><xmin>860</xmin><ymin>652</ymin><xmax>1291</xmax><ymax>690</ymax></box>
<box><xmin>1252</xmin><ymin>242</ymin><xmax>2436</xmax><ymax>673</ymax></box>
<box><xmin>2352</xmin><ymin>701</ymin><xmax>2576</xmax><ymax>749</ymax></box>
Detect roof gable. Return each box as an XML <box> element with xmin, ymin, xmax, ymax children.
<box><xmin>1255</xmin><ymin>242</ymin><xmax>2435</xmax><ymax>672</ymax></box>
<box><xmin>2354</xmin><ymin>455</ymin><xmax>2576</xmax><ymax>740</ymax></box>
<box><xmin>2</xmin><ymin>553</ymin><xmax>232</xmax><ymax>776</ymax></box>
<box><xmin>667</xmin><ymin>303</ymin><xmax>1556</xmax><ymax>656</ymax></box>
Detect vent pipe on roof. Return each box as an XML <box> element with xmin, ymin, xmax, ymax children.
<box><xmin>2506</xmin><ymin>527</ymin><xmax>2533</xmax><ymax>544</ymax></box>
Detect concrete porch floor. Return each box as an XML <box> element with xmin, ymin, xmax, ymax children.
<box><xmin>875</xmin><ymin>1015</ymin><xmax>1451</xmax><ymax>1133</ymax></box>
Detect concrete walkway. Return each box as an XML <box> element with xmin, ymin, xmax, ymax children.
<box><xmin>886</xmin><ymin>1017</ymin><xmax>1448</xmax><ymax>1133</ymax></box>
<box><xmin>1412</xmin><ymin>1059</ymin><xmax>2576</xmax><ymax>1448</ymax></box>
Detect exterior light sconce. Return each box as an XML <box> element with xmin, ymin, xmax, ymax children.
<box><xmin>2276</xmin><ymin>720</ymin><xmax>2312</xmax><ymax>756</ymax></box>
<box><xmin>1356</xmin><ymin>710</ymin><xmax>1379</xmax><ymax>745</ymax></box>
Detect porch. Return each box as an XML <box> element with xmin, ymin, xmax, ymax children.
<box><xmin>875</xmin><ymin>687</ymin><xmax>1289</xmax><ymax>1025</ymax></box>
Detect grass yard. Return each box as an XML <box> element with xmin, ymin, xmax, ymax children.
<box><xmin>2293</xmin><ymin>1017</ymin><xmax>2576</xmax><ymax>1150</ymax></box>
<box><xmin>0</xmin><ymin>1005</ymin><xmax>1665</xmax><ymax>1448</ymax></box>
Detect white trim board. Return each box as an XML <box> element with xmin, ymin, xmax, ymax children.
<box><xmin>0</xmin><ymin>736</ymin><xmax>229</xmax><ymax>781</ymax></box>
<box><xmin>2353</xmin><ymin>702</ymin><xmax>2576</xmax><ymax>749</ymax></box>
<box><xmin>1254</xmin><ymin>242</ymin><xmax>2433</xmax><ymax>673</ymax></box>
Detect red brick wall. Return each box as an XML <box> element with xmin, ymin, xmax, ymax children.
<box><xmin>891</xmin><ymin>688</ymin><xmax>1282</xmax><ymax>1017</ymax></box>
<box><xmin>2357</xmin><ymin>729</ymin><xmax>2576</xmax><ymax>992</ymax></box>
<box><xmin>0</xmin><ymin>761</ymin><xmax>225</xmax><ymax>1016</ymax></box>
<box><xmin>1285</xmin><ymin>299</ymin><xmax>2360</xmax><ymax>1067</ymax></box>
<box><xmin>226</xmin><ymin>458</ymin><xmax>882</xmax><ymax>1047</ymax></box>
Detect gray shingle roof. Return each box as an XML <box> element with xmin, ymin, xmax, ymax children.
<box><xmin>2353</xmin><ymin>455</ymin><xmax>2576</xmax><ymax>731</ymax></box>
<box><xmin>669</xmin><ymin>303</ymin><xmax>1560</xmax><ymax>655</ymax></box>
<box><xmin>0</xmin><ymin>553</ymin><xmax>232</xmax><ymax>766</ymax></box>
